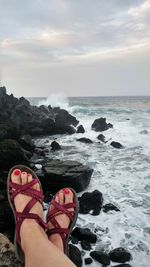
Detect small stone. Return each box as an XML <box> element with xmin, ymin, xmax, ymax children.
<box><xmin>77</xmin><ymin>125</ymin><xmax>85</xmax><ymax>134</ymax></box>
<box><xmin>90</xmin><ymin>251</ymin><xmax>110</xmax><ymax>265</ymax></box>
<box><xmin>71</xmin><ymin>227</ymin><xmax>97</xmax><ymax>243</ymax></box>
<box><xmin>51</xmin><ymin>141</ymin><xmax>61</xmax><ymax>151</ymax></box>
<box><xmin>109</xmin><ymin>247</ymin><xmax>132</xmax><ymax>263</ymax></box>
<box><xmin>110</xmin><ymin>141</ymin><xmax>123</xmax><ymax>149</ymax></box>
<box><xmin>71</xmin><ymin>237</ymin><xmax>79</xmax><ymax>245</ymax></box>
<box><xmin>103</xmin><ymin>203</ymin><xmax>120</xmax><ymax>213</ymax></box>
<box><xmin>81</xmin><ymin>240</ymin><xmax>92</xmax><ymax>251</ymax></box>
<box><xmin>76</xmin><ymin>138</ymin><xmax>93</xmax><ymax>144</ymax></box>
<box><xmin>84</xmin><ymin>258</ymin><xmax>93</xmax><ymax>265</ymax></box>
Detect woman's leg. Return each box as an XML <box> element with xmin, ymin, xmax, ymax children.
<box><xmin>11</xmin><ymin>169</ymin><xmax>76</xmax><ymax>267</ymax></box>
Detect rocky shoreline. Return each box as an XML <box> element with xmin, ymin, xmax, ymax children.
<box><xmin>0</xmin><ymin>87</ymin><xmax>132</xmax><ymax>266</ymax></box>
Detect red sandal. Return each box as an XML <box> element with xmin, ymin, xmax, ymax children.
<box><xmin>7</xmin><ymin>165</ymin><xmax>48</xmax><ymax>262</ymax></box>
<box><xmin>46</xmin><ymin>188</ymin><xmax>78</xmax><ymax>255</ymax></box>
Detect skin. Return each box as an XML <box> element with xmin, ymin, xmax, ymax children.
<box><xmin>11</xmin><ymin>169</ymin><xmax>76</xmax><ymax>267</ymax></box>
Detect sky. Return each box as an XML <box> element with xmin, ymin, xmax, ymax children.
<box><xmin>0</xmin><ymin>0</ymin><xmax>150</xmax><ymax>97</ymax></box>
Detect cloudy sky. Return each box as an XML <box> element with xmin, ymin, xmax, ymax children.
<box><xmin>0</xmin><ymin>0</ymin><xmax>150</xmax><ymax>97</ymax></box>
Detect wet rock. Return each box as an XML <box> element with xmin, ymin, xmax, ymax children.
<box><xmin>77</xmin><ymin>125</ymin><xmax>85</xmax><ymax>134</ymax></box>
<box><xmin>0</xmin><ymin>201</ymin><xmax>15</xmax><ymax>234</ymax></box>
<box><xmin>84</xmin><ymin>258</ymin><xmax>93</xmax><ymax>265</ymax></box>
<box><xmin>110</xmin><ymin>141</ymin><xmax>123</xmax><ymax>149</ymax></box>
<box><xmin>97</xmin><ymin>134</ymin><xmax>106</xmax><ymax>142</ymax></box>
<box><xmin>69</xmin><ymin>244</ymin><xmax>82</xmax><ymax>267</ymax></box>
<box><xmin>51</xmin><ymin>141</ymin><xmax>61</xmax><ymax>151</ymax></box>
<box><xmin>109</xmin><ymin>247</ymin><xmax>132</xmax><ymax>263</ymax></box>
<box><xmin>90</xmin><ymin>251</ymin><xmax>110</xmax><ymax>265</ymax></box>
<box><xmin>71</xmin><ymin>227</ymin><xmax>97</xmax><ymax>243</ymax></box>
<box><xmin>0</xmin><ymin>86</ymin><xmax>79</xmax><ymax>138</ymax></box>
<box><xmin>81</xmin><ymin>240</ymin><xmax>92</xmax><ymax>251</ymax></box>
<box><xmin>92</xmin><ymin>118</ymin><xmax>113</xmax><ymax>132</ymax></box>
<box><xmin>103</xmin><ymin>203</ymin><xmax>120</xmax><ymax>213</ymax></box>
<box><xmin>71</xmin><ymin>237</ymin><xmax>79</xmax><ymax>245</ymax></box>
<box><xmin>76</xmin><ymin>138</ymin><xmax>93</xmax><ymax>144</ymax></box>
<box><xmin>19</xmin><ymin>134</ymin><xmax>35</xmax><ymax>151</ymax></box>
<box><xmin>0</xmin><ymin>139</ymin><xmax>30</xmax><ymax>171</ymax></box>
<box><xmin>41</xmin><ymin>159</ymin><xmax>93</xmax><ymax>193</ymax></box>
<box><xmin>79</xmin><ymin>190</ymin><xmax>103</xmax><ymax>215</ymax></box>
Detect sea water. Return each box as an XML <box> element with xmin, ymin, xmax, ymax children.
<box><xmin>29</xmin><ymin>95</ymin><xmax>150</xmax><ymax>267</ymax></box>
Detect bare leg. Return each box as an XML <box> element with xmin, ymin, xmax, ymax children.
<box><xmin>11</xmin><ymin>170</ymin><xmax>76</xmax><ymax>267</ymax></box>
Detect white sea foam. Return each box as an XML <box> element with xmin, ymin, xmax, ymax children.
<box><xmin>34</xmin><ymin>96</ymin><xmax>150</xmax><ymax>267</ymax></box>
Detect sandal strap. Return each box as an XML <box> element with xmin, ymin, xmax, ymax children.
<box><xmin>9</xmin><ymin>178</ymin><xmax>46</xmax><ymax>246</ymax></box>
<box><xmin>9</xmin><ymin>179</ymin><xmax>43</xmax><ymax>203</ymax></box>
<box><xmin>15</xmin><ymin>198</ymin><xmax>48</xmax><ymax>246</ymax></box>
<box><xmin>47</xmin><ymin>199</ymin><xmax>76</xmax><ymax>222</ymax></box>
<box><xmin>47</xmin><ymin>199</ymin><xmax>76</xmax><ymax>251</ymax></box>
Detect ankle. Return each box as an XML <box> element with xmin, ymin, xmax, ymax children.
<box><xmin>49</xmin><ymin>234</ymin><xmax>64</xmax><ymax>252</ymax></box>
<box><xmin>20</xmin><ymin>219</ymin><xmax>47</xmax><ymax>251</ymax></box>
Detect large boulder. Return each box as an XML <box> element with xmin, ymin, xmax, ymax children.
<box><xmin>0</xmin><ymin>86</ymin><xmax>79</xmax><ymax>138</ymax></box>
<box><xmin>92</xmin><ymin>118</ymin><xmax>113</xmax><ymax>132</ymax></box>
<box><xmin>37</xmin><ymin>159</ymin><xmax>93</xmax><ymax>193</ymax></box>
<box><xmin>79</xmin><ymin>190</ymin><xmax>103</xmax><ymax>215</ymax></box>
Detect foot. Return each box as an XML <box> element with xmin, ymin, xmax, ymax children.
<box><xmin>11</xmin><ymin>169</ymin><xmax>45</xmax><ymax>248</ymax></box>
<box><xmin>47</xmin><ymin>189</ymin><xmax>74</xmax><ymax>252</ymax></box>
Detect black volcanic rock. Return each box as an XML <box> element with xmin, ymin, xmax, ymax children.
<box><xmin>69</xmin><ymin>244</ymin><xmax>82</xmax><ymax>267</ymax></box>
<box><xmin>0</xmin><ymin>139</ymin><xmax>30</xmax><ymax>171</ymax></box>
<box><xmin>19</xmin><ymin>135</ymin><xmax>35</xmax><ymax>152</ymax></box>
<box><xmin>71</xmin><ymin>227</ymin><xmax>97</xmax><ymax>243</ymax></box>
<box><xmin>79</xmin><ymin>190</ymin><xmax>103</xmax><ymax>215</ymax></box>
<box><xmin>81</xmin><ymin>240</ymin><xmax>92</xmax><ymax>251</ymax></box>
<box><xmin>110</xmin><ymin>141</ymin><xmax>123</xmax><ymax>149</ymax></box>
<box><xmin>97</xmin><ymin>134</ymin><xmax>106</xmax><ymax>142</ymax></box>
<box><xmin>109</xmin><ymin>247</ymin><xmax>132</xmax><ymax>263</ymax></box>
<box><xmin>84</xmin><ymin>258</ymin><xmax>93</xmax><ymax>265</ymax></box>
<box><xmin>38</xmin><ymin>159</ymin><xmax>93</xmax><ymax>193</ymax></box>
<box><xmin>92</xmin><ymin>118</ymin><xmax>113</xmax><ymax>132</ymax></box>
<box><xmin>51</xmin><ymin>141</ymin><xmax>61</xmax><ymax>151</ymax></box>
<box><xmin>77</xmin><ymin>125</ymin><xmax>85</xmax><ymax>134</ymax></box>
<box><xmin>0</xmin><ymin>86</ymin><xmax>79</xmax><ymax>139</ymax></box>
<box><xmin>90</xmin><ymin>251</ymin><xmax>110</xmax><ymax>265</ymax></box>
<box><xmin>103</xmin><ymin>203</ymin><xmax>120</xmax><ymax>213</ymax></box>
<box><xmin>77</xmin><ymin>138</ymin><xmax>93</xmax><ymax>144</ymax></box>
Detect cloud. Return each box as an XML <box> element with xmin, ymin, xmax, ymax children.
<box><xmin>0</xmin><ymin>0</ymin><xmax>150</xmax><ymax>96</ymax></box>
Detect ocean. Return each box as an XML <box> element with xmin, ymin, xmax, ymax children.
<box><xmin>29</xmin><ymin>95</ymin><xmax>150</xmax><ymax>267</ymax></box>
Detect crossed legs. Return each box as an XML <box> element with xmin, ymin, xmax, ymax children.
<box><xmin>11</xmin><ymin>169</ymin><xmax>76</xmax><ymax>267</ymax></box>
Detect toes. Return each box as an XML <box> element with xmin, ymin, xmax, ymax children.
<box><xmin>27</xmin><ymin>173</ymin><xmax>32</xmax><ymax>183</ymax></box>
<box><xmin>64</xmin><ymin>188</ymin><xmax>73</xmax><ymax>204</ymax></box>
<box><xmin>58</xmin><ymin>190</ymin><xmax>65</xmax><ymax>205</ymax></box>
<box><xmin>11</xmin><ymin>169</ymin><xmax>21</xmax><ymax>184</ymax></box>
<box><xmin>21</xmin><ymin>172</ymin><xmax>28</xmax><ymax>185</ymax></box>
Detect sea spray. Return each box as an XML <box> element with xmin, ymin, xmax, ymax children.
<box><xmin>37</xmin><ymin>93</ymin><xmax>69</xmax><ymax>109</ymax></box>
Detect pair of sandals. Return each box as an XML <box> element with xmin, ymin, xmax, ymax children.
<box><xmin>7</xmin><ymin>165</ymin><xmax>78</xmax><ymax>263</ymax></box>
